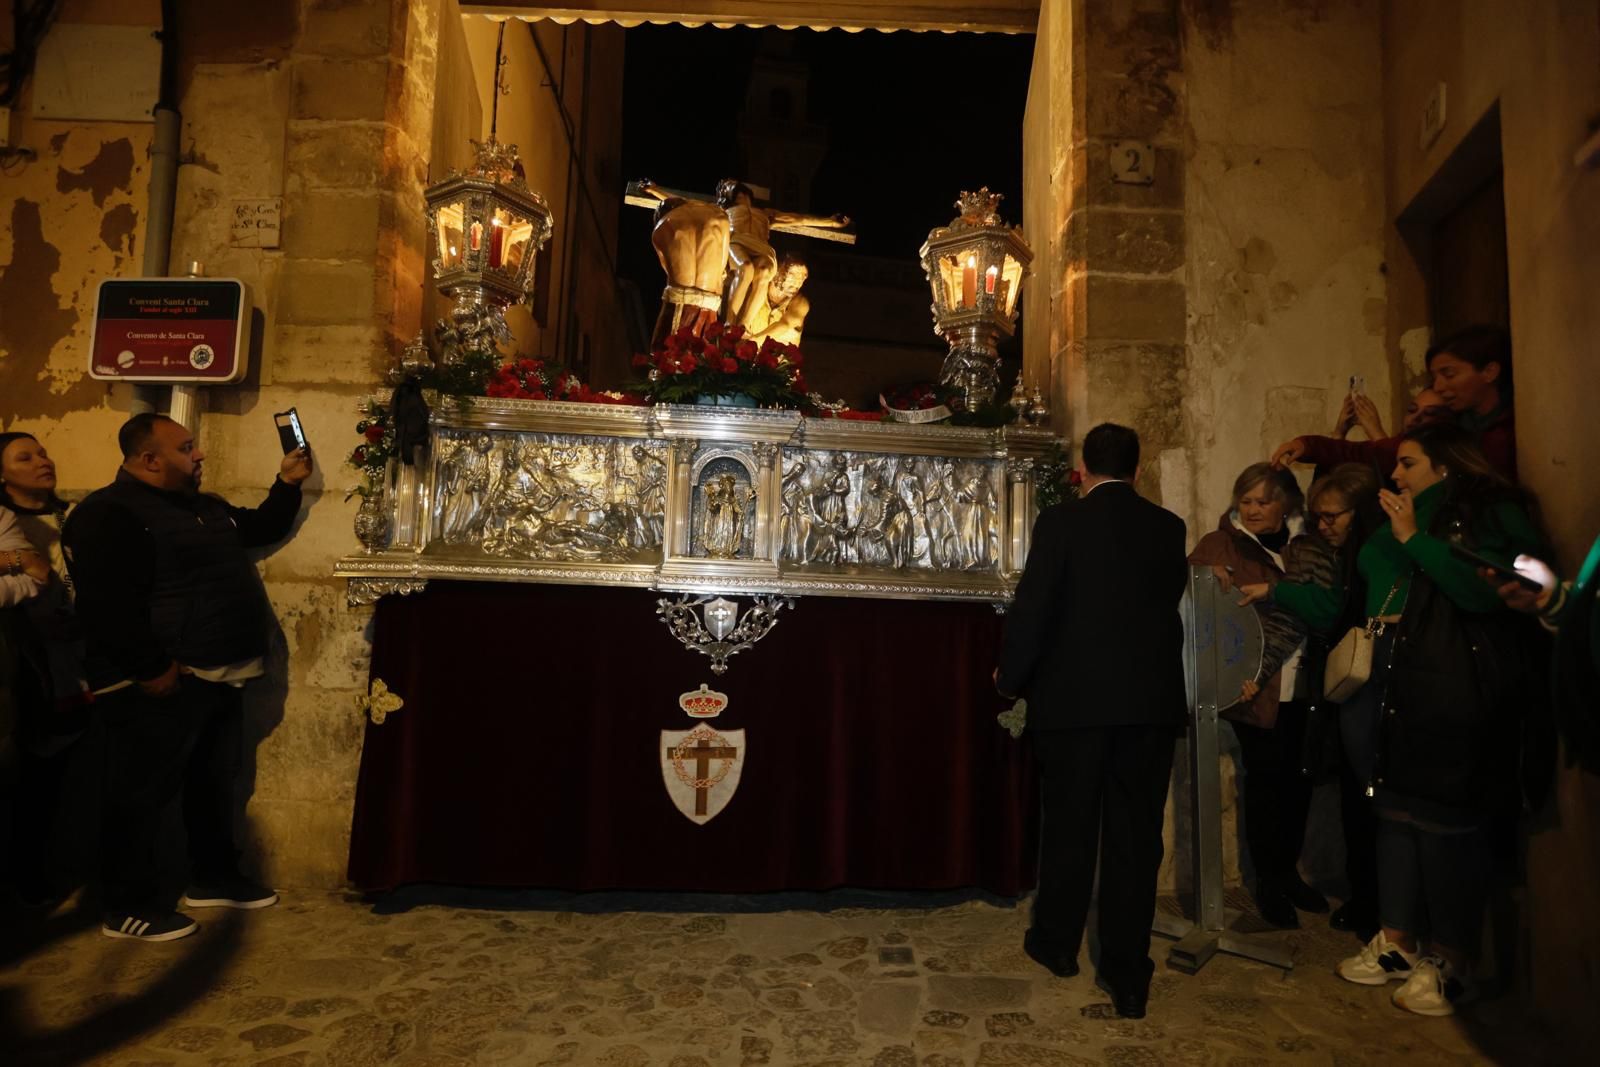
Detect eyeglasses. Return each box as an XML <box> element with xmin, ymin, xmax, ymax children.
<box><xmin>1312</xmin><ymin>508</ymin><xmax>1353</xmax><ymax>526</ymax></box>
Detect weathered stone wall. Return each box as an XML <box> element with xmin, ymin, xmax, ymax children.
<box><xmin>1381</xmin><ymin>0</ymin><xmax>1600</xmax><ymax>1037</ymax></box>
<box><xmin>1182</xmin><ymin>0</ymin><xmax>1388</xmax><ymax>533</ymax></box>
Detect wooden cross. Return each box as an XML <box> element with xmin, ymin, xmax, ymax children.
<box><xmin>666</xmin><ymin>736</ymin><xmax>740</xmax><ymax>816</ymax></box>
<box><xmin>624</xmin><ymin>181</ymin><xmax>857</xmax><ymax>245</ymax></box>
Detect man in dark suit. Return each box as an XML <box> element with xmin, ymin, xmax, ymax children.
<box><xmin>996</xmin><ymin>422</ymin><xmax>1188</xmax><ymax>1018</ymax></box>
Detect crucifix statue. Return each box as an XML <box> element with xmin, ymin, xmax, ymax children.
<box><xmin>628</xmin><ymin>179</ymin><xmax>853</xmax><ymax>341</ymax></box>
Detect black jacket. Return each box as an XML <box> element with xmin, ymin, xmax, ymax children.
<box><xmin>997</xmin><ymin>481</ymin><xmax>1189</xmax><ymax>730</ymax></box>
<box><xmin>1375</xmin><ymin>570</ymin><xmax>1548</xmax><ymax>822</ymax></box>
<box><xmin>63</xmin><ymin>470</ymin><xmax>302</xmax><ymax>689</ymax></box>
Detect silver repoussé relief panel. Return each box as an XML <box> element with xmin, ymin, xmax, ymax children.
<box><xmin>779</xmin><ymin>450</ymin><xmax>1003</xmax><ymax>572</ymax></box>
<box><xmin>432</xmin><ymin>430</ymin><xmax>668</xmax><ymax>562</ymax></box>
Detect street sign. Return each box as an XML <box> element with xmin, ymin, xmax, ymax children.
<box><xmin>88</xmin><ymin>278</ymin><xmax>250</xmax><ymax>383</ymax></box>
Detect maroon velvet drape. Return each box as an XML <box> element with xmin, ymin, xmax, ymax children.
<box><xmin>347</xmin><ymin>581</ymin><xmax>1038</xmax><ymax>895</ymax></box>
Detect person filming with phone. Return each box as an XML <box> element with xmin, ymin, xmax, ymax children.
<box><xmin>1328</xmin><ymin>422</ymin><xmax>1544</xmax><ymax>1016</ymax></box>
<box><xmin>62</xmin><ymin>412</ymin><xmax>311</xmax><ymax>942</ymax></box>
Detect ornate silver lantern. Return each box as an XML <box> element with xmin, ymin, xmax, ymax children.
<box><xmin>919</xmin><ymin>189</ymin><xmax>1032</xmax><ymax>411</ymax></box>
<box><xmin>424</xmin><ymin>138</ymin><xmax>554</xmax><ymax>364</ymax></box>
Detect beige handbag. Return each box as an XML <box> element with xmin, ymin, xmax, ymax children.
<box><xmin>1323</xmin><ymin>581</ymin><xmax>1401</xmax><ymax>703</ymax></box>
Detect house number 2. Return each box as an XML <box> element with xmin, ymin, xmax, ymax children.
<box><xmin>1111</xmin><ymin>141</ymin><xmax>1156</xmax><ymax>186</ymax></box>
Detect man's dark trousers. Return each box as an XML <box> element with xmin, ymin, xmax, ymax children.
<box><xmin>1030</xmin><ymin>724</ymin><xmax>1177</xmax><ymax>989</ymax></box>
<box><xmin>98</xmin><ymin>676</ymin><xmax>244</xmax><ymax>914</ymax></box>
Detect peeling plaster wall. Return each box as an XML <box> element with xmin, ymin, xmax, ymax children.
<box><xmin>0</xmin><ymin>0</ymin><xmax>483</xmax><ymax>889</ymax></box>
<box><xmin>1181</xmin><ymin>0</ymin><xmax>1388</xmax><ymax>535</ymax></box>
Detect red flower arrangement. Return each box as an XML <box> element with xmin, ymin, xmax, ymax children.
<box><xmin>485</xmin><ymin>357</ymin><xmax>643</xmax><ymax>405</ymax></box>
<box><xmin>633</xmin><ymin>323</ymin><xmax>808</xmax><ymax>407</ymax></box>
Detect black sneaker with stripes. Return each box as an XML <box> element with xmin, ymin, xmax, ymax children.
<box><xmin>101</xmin><ymin>911</ymin><xmax>199</xmax><ymax>942</ymax></box>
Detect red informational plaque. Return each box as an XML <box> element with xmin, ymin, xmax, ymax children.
<box><xmin>88</xmin><ymin>278</ymin><xmax>250</xmax><ymax>383</ymax></box>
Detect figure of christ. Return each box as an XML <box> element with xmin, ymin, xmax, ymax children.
<box><xmin>718</xmin><ymin>179</ymin><xmax>849</xmax><ymax>332</ymax></box>
<box><xmin>746</xmin><ymin>256</ymin><xmax>812</xmax><ymax>348</ymax></box>
<box><xmin>636</xmin><ymin>180</ymin><xmax>731</xmax><ymax>345</ymax></box>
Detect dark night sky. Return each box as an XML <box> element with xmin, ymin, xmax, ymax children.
<box><xmin>615</xmin><ymin>25</ymin><xmax>1036</xmax><ymax>310</ymax></box>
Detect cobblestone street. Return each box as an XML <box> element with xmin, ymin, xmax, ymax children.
<box><xmin>1</xmin><ymin>889</ymin><xmax>1548</xmax><ymax>1065</ymax></box>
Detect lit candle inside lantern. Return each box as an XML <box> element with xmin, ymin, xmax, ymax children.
<box><xmin>488</xmin><ymin>218</ymin><xmax>505</xmax><ymax>270</ymax></box>
<box><xmin>468</xmin><ymin>220</ymin><xmax>483</xmax><ymax>252</ymax></box>
<box><xmin>985</xmin><ymin>264</ymin><xmax>998</xmax><ymax>295</ymax></box>
<box><xmin>962</xmin><ymin>255</ymin><xmax>977</xmax><ymax>307</ymax></box>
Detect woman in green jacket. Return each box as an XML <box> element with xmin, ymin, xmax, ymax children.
<box><xmin>1330</xmin><ymin>424</ymin><xmax>1543</xmax><ymax>1017</ymax></box>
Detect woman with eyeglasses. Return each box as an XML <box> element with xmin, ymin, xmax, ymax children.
<box><xmin>1239</xmin><ymin>463</ymin><xmax>1385</xmax><ymax>937</ymax></box>
<box><xmin>1315</xmin><ymin>425</ymin><xmax>1539</xmax><ymax>1016</ymax></box>
<box><xmin>1189</xmin><ymin>464</ymin><xmax>1326</xmax><ymax>929</ymax></box>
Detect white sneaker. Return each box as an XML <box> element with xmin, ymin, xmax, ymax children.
<box><xmin>1392</xmin><ymin>955</ymin><xmax>1475</xmax><ymax>1017</ymax></box>
<box><xmin>1337</xmin><ymin>931</ymin><xmax>1419</xmax><ymax>986</ymax></box>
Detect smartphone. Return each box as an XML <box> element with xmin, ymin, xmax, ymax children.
<box><xmin>1447</xmin><ymin>542</ymin><xmax>1542</xmax><ymax>591</ymax></box>
<box><xmin>274</xmin><ymin>408</ymin><xmax>309</xmax><ymax>455</ymax></box>
<box><xmin>1348</xmin><ymin>374</ymin><xmax>1366</xmax><ymax>395</ymax></box>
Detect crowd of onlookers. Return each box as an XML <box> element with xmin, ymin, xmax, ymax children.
<box><xmin>3</xmin><ymin>415</ymin><xmax>310</xmax><ymax>943</ymax></box>
<box><xmin>3</xmin><ymin>324</ymin><xmax>1596</xmax><ymax>1022</ymax></box>
<box><xmin>1195</xmin><ymin>323</ymin><xmax>1598</xmax><ymax>1017</ymax></box>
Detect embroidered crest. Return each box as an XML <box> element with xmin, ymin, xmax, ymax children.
<box><xmin>358</xmin><ymin>678</ymin><xmax>405</xmax><ymax>724</ymax></box>
<box><xmin>661</xmin><ymin>722</ymin><xmax>745</xmax><ymax>825</ymax></box>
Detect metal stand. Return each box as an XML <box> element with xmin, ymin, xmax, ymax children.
<box><xmin>1156</xmin><ymin>566</ymin><xmax>1294</xmax><ymax>974</ymax></box>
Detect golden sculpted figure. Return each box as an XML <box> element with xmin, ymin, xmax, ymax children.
<box><xmin>702</xmin><ymin>473</ymin><xmax>754</xmax><ymax>559</ymax></box>
<box><xmin>746</xmin><ymin>255</ymin><xmax>812</xmax><ymax>347</ymax></box>
<box><xmin>636</xmin><ymin>179</ymin><xmax>731</xmax><ymax>345</ymax></box>
<box><xmin>717</xmin><ymin>179</ymin><xmax>848</xmax><ymax>331</ymax></box>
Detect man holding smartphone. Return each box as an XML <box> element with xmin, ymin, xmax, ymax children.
<box><xmin>63</xmin><ymin>413</ymin><xmax>311</xmax><ymax>941</ymax></box>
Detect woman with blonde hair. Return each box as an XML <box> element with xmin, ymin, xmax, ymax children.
<box><xmin>1242</xmin><ymin>462</ymin><xmax>1385</xmax><ymax>936</ymax></box>
<box><xmin>1189</xmin><ymin>463</ymin><xmax>1327</xmax><ymax>928</ymax></box>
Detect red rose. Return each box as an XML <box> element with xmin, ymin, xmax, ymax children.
<box><xmin>720</xmin><ymin>357</ymin><xmax>738</xmax><ymax>373</ymax></box>
<box><xmin>352</xmin><ymin>446</ymin><xmax>367</xmax><ymax>464</ymax></box>
<box><xmin>704</xmin><ymin>321</ymin><xmax>724</xmax><ymax>341</ymax></box>
<box><xmin>631</xmin><ymin>354</ymin><xmax>650</xmax><ymax>368</ymax></box>
<box><xmin>735</xmin><ymin>340</ymin><xmax>758</xmax><ymax>362</ymax></box>
<box><xmin>757</xmin><ymin>352</ymin><xmax>779</xmax><ymax>370</ymax></box>
<box><xmin>1068</xmin><ymin>469</ymin><xmax>1084</xmax><ymax>486</ymax></box>
<box><xmin>724</xmin><ymin>324</ymin><xmax>745</xmax><ymax>341</ymax></box>
<box><xmin>786</xmin><ymin>349</ymin><xmax>804</xmax><ymax>367</ymax></box>
<box><xmin>364</xmin><ymin>425</ymin><xmax>385</xmax><ymax>442</ymax></box>
<box><xmin>680</xmin><ymin>353</ymin><xmax>698</xmax><ymax>373</ymax></box>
